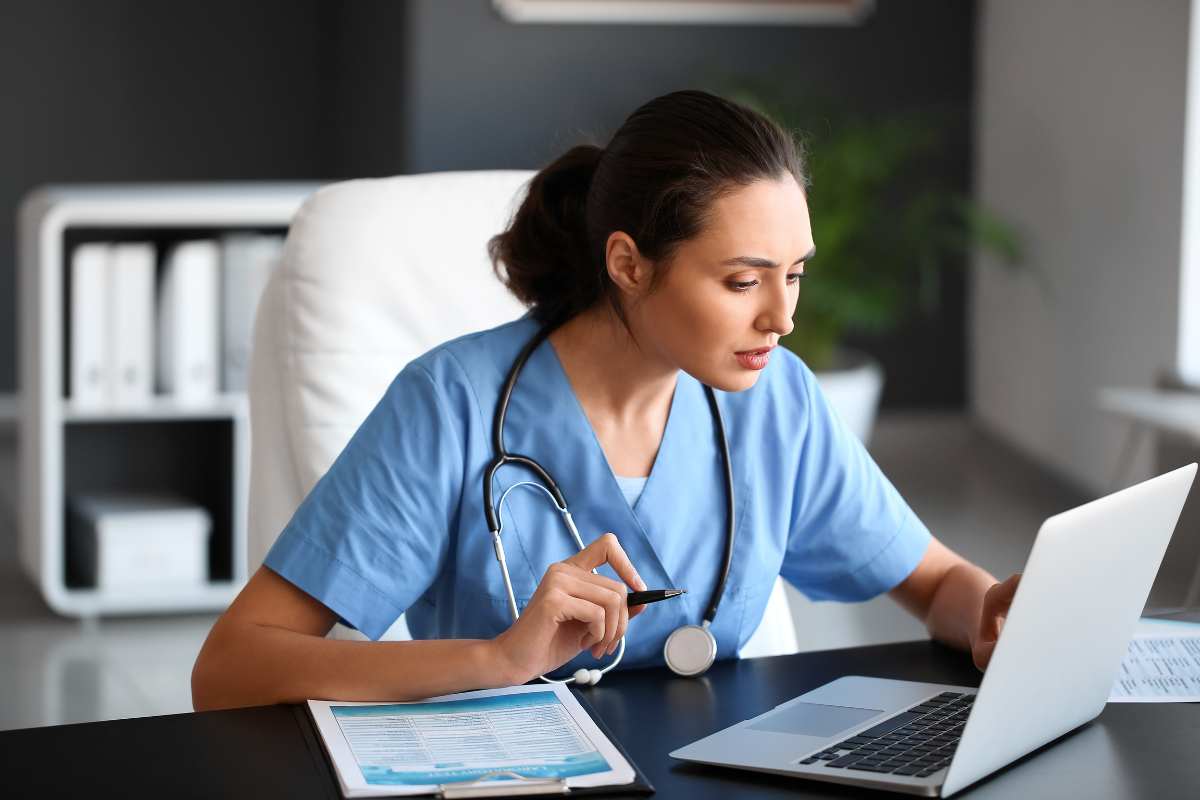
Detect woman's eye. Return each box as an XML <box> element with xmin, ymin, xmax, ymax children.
<box><xmin>729</xmin><ymin>273</ymin><xmax>805</xmax><ymax>292</ymax></box>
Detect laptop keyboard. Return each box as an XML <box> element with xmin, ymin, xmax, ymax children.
<box><xmin>798</xmin><ymin>692</ymin><xmax>975</xmax><ymax>778</ymax></box>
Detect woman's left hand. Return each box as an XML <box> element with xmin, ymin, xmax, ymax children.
<box><xmin>971</xmin><ymin>573</ymin><xmax>1021</xmax><ymax>671</ymax></box>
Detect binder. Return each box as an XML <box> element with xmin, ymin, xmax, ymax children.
<box><xmin>158</xmin><ymin>240</ymin><xmax>220</xmax><ymax>403</ymax></box>
<box><xmin>221</xmin><ymin>233</ymin><xmax>283</xmax><ymax>392</ymax></box>
<box><xmin>69</xmin><ymin>243</ymin><xmax>112</xmax><ymax>407</ymax></box>
<box><xmin>109</xmin><ymin>242</ymin><xmax>156</xmax><ymax>408</ymax></box>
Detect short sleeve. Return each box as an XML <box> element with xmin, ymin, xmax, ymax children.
<box><xmin>779</xmin><ymin>359</ymin><xmax>931</xmax><ymax>602</ymax></box>
<box><xmin>263</xmin><ymin>360</ymin><xmax>464</xmax><ymax>640</ymax></box>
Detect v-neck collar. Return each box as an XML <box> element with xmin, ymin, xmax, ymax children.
<box><xmin>540</xmin><ymin>334</ymin><xmax>682</xmax><ymax>516</ymax></box>
<box><xmin>497</xmin><ymin>316</ymin><xmax>749</xmax><ymax>628</ymax></box>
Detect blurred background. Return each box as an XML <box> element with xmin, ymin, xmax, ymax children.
<box><xmin>1</xmin><ymin>0</ymin><xmax>1198</xmax><ymax>731</ymax></box>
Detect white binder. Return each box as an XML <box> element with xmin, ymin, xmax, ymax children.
<box><xmin>158</xmin><ymin>240</ymin><xmax>219</xmax><ymax>403</ymax></box>
<box><xmin>220</xmin><ymin>234</ymin><xmax>283</xmax><ymax>392</ymax></box>
<box><xmin>69</xmin><ymin>243</ymin><xmax>112</xmax><ymax>407</ymax></box>
<box><xmin>109</xmin><ymin>242</ymin><xmax>156</xmax><ymax>409</ymax></box>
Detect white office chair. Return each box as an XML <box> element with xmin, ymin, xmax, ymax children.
<box><xmin>245</xmin><ymin>170</ymin><xmax>798</xmax><ymax>657</ymax></box>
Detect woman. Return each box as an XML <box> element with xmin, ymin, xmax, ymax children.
<box><xmin>192</xmin><ymin>90</ymin><xmax>1019</xmax><ymax>710</ymax></box>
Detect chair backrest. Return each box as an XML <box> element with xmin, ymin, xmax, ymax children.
<box><xmin>247</xmin><ymin>171</ymin><xmax>531</xmax><ymax>573</ymax></box>
<box><xmin>246</xmin><ymin>170</ymin><xmax>797</xmax><ymax>657</ymax></box>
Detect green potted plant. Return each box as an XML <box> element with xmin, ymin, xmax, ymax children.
<box><xmin>729</xmin><ymin>90</ymin><xmax>1024</xmax><ymax>442</ymax></box>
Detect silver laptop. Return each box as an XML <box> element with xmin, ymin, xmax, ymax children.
<box><xmin>672</xmin><ymin>463</ymin><xmax>1197</xmax><ymax>797</ymax></box>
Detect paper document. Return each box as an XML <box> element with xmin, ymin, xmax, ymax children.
<box><xmin>1108</xmin><ymin>618</ymin><xmax>1200</xmax><ymax>703</ymax></box>
<box><xmin>308</xmin><ymin>683</ymin><xmax>635</xmax><ymax>797</ymax></box>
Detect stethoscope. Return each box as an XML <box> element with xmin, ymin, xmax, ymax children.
<box><xmin>483</xmin><ymin>323</ymin><xmax>735</xmax><ymax>685</ymax></box>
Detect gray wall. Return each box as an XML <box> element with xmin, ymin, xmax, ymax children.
<box><xmin>2</xmin><ymin>0</ymin><xmax>976</xmax><ymax>408</ymax></box>
<box><xmin>325</xmin><ymin>1</ymin><xmax>410</xmax><ymax>179</ymax></box>
<box><xmin>400</xmin><ymin>0</ymin><xmax>978</xmax><ymax>408</ymax></box>
<box><xmin>0</xmin><ymin>1</ymin><xmax>330</xmax><ymax>393</ymax></box>
<box><xmin>971</xmin><ymin>0</ymin><xmax>1189</xmax><ymax>493</ymax></box>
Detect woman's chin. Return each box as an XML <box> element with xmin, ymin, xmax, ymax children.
<box><xmin>703</xmin><ymin>369</ymin><xmax>762</xmax><ymax>394</ymax></box>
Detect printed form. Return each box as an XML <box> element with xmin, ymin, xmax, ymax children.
<box><xmin>1109</xmin><ymin>618</ymin><xmax>1200</xmax><ymax>703</ymax></box>
<box><xmin>309</xmin><ymin>683</ymin><xmax>635</xmax><ymax>797</ymax></box>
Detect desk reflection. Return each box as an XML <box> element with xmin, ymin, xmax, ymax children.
<box><xmin>0</xmin><ymin>615</ymin><xmax>213</xmax><ymax>730</ymax></box>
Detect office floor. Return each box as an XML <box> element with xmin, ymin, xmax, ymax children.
<box><xmin>0</xmin><ymin>413</ymin><xmax>1090</xmax><ymax>732</ymax></box>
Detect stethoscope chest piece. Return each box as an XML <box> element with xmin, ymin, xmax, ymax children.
<box><xmin>663</xmin><ymin>624</ymin><xmax>718</xmax><ymax>677</ymax></box>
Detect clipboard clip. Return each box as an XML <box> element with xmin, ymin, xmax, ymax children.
<box><xmin>438</xmin><ymin>770</ymin><xmax>569</xmax><ymax>799</ymax></box>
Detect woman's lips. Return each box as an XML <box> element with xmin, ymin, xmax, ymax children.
<box><xmin>735</xmin><ymin>346</ymin><xmax>774</xmax><ymax>370</ymax></box>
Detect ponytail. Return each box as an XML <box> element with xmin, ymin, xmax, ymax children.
<box><xmin>488</xmin><ymin>144</ymin><xmax>604</xmax><ymax>326</ymax></box>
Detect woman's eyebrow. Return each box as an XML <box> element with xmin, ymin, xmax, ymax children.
<box><xmin>720</xmin><ymin>246</ymin><xmax>816</xmax><ymax>269</ymax></box>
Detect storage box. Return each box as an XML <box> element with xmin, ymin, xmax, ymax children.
<box><xmin>66</xmin><ymin>493</ymin><xmax>211</xmax><ymax>591</ymax></box>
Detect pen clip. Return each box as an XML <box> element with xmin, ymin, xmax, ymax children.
<box><xmin>438</xmin><ymin>771</ymin><xmax>569</xmax><ymax>798</ymax></box>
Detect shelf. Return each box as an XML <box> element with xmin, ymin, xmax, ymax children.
<box><xmin>18</xmin><ymin>183</ymin><xmax>315</xmax><ymax>618</ymax></box>
<box><xmin>63</xmin><ymin>393</ymin><xmax>248</xmax><ymax>423</ymax></box>
<box><xmin>1098</xmin><ymin>387</ymin><xmax>1200</xmax><ymax>443</ymax></box>
<box><xmin>50</xmin><ymin>580</ymin><xmax>242</xmax><ymax>617</ymax></box>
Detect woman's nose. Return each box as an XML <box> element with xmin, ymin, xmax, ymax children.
<box><xmin>757</xmin><ymin>280</ymin><xmax>795</xmax><ymax>337</ymax></box>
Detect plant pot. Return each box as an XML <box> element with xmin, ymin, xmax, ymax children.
<box><xmin>813</xmin><ymin>348</ymin><xmax>885</xmax><ymax>445</ymax></box>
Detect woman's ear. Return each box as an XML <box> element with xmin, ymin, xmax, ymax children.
<box><xmin>605</xmin><ymin>232</ymin><xmax>653</xmax><ymax>297</ymax></box>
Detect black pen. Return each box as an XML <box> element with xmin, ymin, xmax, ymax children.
<box><xmin>627</xmin><ymin>588</ymin><xmax>685</xmax><ymax>607</ymax></box>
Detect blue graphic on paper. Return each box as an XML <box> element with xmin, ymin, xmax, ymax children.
<box><xmin>332</xmin><ymin>691</ymin><xmax>611</xmax><ymax>786</ymax></box>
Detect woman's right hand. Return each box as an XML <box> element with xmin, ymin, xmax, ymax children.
<box><xmin>492</xmin><ymin>533</ymin><xmax>648</xmax><ymax>684</ymax></box>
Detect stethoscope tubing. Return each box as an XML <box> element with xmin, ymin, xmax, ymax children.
<box><xmin>483</xmin><ymin>321</ymin><xmax>735</xmax><ymax>681</ymax></box>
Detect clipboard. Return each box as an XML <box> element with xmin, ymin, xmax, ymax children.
<box><xmin>293</xmin><ymin>690</ymin><xmax>655</xmax><ymax>799</ymax></box>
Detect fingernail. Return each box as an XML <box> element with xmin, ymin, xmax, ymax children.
<box><xmin>636</xmin><ymin>576</ymin><xmax>647</xmax><ymax>591</ymax></box>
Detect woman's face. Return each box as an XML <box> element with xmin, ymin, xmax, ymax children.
<box><xmin>628</xmin><ymin>175</ymin><xmax>815</xmax><ymax>393</ymax></box>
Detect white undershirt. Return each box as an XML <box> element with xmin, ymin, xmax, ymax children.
<box><xmin>613</xmin><ymin>475</ymin><xmax>648</xmax><ymax>508</ymax></box>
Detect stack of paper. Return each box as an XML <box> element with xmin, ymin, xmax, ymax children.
<box><xmin>1108</xmin><ymin>617</ymin><xmax>1200</xmax><ymax>702</ymax></box>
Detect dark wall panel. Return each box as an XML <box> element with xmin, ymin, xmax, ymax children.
<box><xmin>0</xmin><ymin>0</ymin><xmax>333</xmax><ymax>392</ymax></box>
<box><xmin>401</xmin><ymin>0</ymin><xmax>976</xmax><ymax>408</ymax></box>
<box><xmin>324</xmin><ymin>0</ymin><xmax>410</xmax><ymax>179</ymax></box>
<box><xmin>1</xmin><ymin>0</ymin><xmax>976</xmax><ymax>408</ymax></box>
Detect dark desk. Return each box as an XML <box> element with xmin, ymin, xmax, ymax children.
<box><xmin>2</xmin><ymin>640</ymin><xmax>1196</xmax><ymax>798</ymax></box>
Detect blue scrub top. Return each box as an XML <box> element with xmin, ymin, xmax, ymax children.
<box><xmin>264</xmin><ymin>313</ymin><xmax>932</xmax><ymax>673</ymax></box>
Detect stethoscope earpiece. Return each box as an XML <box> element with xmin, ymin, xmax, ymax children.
<box><xmin>573</xmin><ymin>668</ymin><xmax>604</xmax><ymax>686</ymax></box>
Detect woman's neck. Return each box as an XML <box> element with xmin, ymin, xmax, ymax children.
<box><xmin>547</xmin><ymin>305</ymin><xmax>678</xmax><ymax>428</ymax></box>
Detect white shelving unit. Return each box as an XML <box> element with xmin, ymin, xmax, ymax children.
<box><xmin>18</xmin><ymin>183</ymin><xmax>321</xmax><ymax>617</ymax></box>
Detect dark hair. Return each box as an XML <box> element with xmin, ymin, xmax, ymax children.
<box><xmin>488</xmin><ymin>90</ymin><xmax>808</xmax><ymax>328</ymax></box>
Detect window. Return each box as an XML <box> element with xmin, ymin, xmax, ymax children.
<box><xmin>1178</xmin><ymin>1</ymin><xmax>1200</xmax><ymax>386</ymax></box>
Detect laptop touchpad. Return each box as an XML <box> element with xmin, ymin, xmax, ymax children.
<box><xmin>748</xmin><ymin>702</ymin><xmax>883</xmax><ymax>738</ymax></box>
